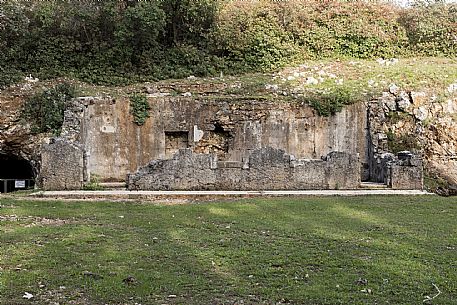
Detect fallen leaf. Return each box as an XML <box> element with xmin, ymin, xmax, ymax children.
<box><xmin>23</xmin><ymin>292</ymin><xmax>33</xmax><ymax>299</ymax></box>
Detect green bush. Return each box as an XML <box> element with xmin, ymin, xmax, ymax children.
<box><xmin>129</xmin><ymin>93</ymin><xmax>150</xmax><ymax>126</ymax></box>
<box><xmin>399</xmin><ymin>2</ymin><xmax>457</xmax><ymax>56</ymax></box>
<box><xmin>307</xmin><ymin>86</ymin><xmax>356</xmax><ymax>116</ymax></box>
<box><xmin>0</xmin><ymin>66</ymin><xmax>23</xmax><ymax>89</ymax></box>
<box><xmin>211</xmin><ymin>2</ymin><xmax>301</xmax><ymax>71</ymax></box>
<box><xmin>0</xmin><ymin>0</ymin><xmax>455</xmax><ymax>89</ymax></box>
<box><xmin>273</xmin><ymin>1</ymin><xmax>408</xmax><ymax>58</ymax></box>
<box><xmin>160</xmin><ymin>0</ymin><xmax>218</xmax><ymax>46</ymax></box>
<box><xmin>83</xmin><ymin>174</ymin><xmax>104</xmax><ymax>191</ymax></box>
<box><xmin>386</xmin><ymin>130</ymin><xmax>421</xmax><ymax>153</ymax></box>
<box><xmin>0</xmin><ymin>1</ymin><xmax>28</xmax><ymax>88</ymax></box>
<box><xmin>22</xmin><ymin>83</ymin><xmax>77</xmax><ymax>134</ymax></box>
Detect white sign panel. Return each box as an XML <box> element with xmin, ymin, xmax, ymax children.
<box><xmin>15</xmin><ymin>180</ymin><xmax>26</xmax><ymax>188</ymax></box>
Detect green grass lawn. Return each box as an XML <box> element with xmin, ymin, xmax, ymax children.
<box><xmin>0</xmin><ymin>196</ymin><xmax>456</xmax><ymax>305</ymax></box>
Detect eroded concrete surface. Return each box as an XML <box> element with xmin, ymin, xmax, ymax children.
<box><xmin>82</xmin><ymin>97</ymin><xmax>368</xmax><ymax>182</ymax></box>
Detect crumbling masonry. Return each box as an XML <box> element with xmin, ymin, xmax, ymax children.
<box><xmin>38</xmin><ymin>95</ymin><xmax>423</xmax><ymax>190</ymax></box>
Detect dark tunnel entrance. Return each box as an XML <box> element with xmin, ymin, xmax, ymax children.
<box><xmin>0</xmin><ymin>153</ymin><xmax>36</xmax><ymax>193</ymax></box>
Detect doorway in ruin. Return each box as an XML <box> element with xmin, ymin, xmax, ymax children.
<box><xmin>0</xmin><ymin>153</ymin><xmax>36</xmax><ymax>193</ymax></box>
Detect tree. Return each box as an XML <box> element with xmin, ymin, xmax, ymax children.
<box><xmin>159</xmin><ymin>0</ymin><xmax>218</xmax><ymax>46</ymax></box>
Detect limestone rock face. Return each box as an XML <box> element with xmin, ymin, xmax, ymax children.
<box><xmin>0</xmin><ymin>86</ymin><xmax>85</xmax><ymax>187</ymax></box>
<box><xmin>0</xmin><ymin>91</ymin><xmax>46</xmax><ymax>173</ymax></box>
<box><xmin>395</xmin><ymin>91</ymin><xmax>411</xmax><ymax>111</ymax></box>
<box><xmin>369</xmin><ymin>85</ymin><xmax>457</xmax><ymax>194</ymax></box>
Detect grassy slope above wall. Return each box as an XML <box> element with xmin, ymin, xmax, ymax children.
<box><xmin>50</xmin><ymin>58</ymin><xmax>457</xmax><ymax>112</ymax></box>
<box><xmin>5</xmin><ymin>57</ymin><xmax>457</xmax><ymax>118</ymax></box>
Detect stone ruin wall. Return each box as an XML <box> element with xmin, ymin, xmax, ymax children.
<box><xmin>127</xmin><ymin>148</ymin><xmax>360</xmax><ymax>191</ymax></box>
<box><xmin>0</xmin><ymin>81</ymin><xmax>444</xmax><ymax>192</ymax></box>
<box><xmin>35</xmin><ymin>94</ymin><xmax>425</xmax><ymax>191</ymax></box>
<box><xmin>82</xmin><ymin>96</ymin><xmax>368</xmax><ymax>183</ymax></box>
<box><xmin>40</xmin><ymin>139</ymin><xmax>84</xmax><ymax>191</ymax></box>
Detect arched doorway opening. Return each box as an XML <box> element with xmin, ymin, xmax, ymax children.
<box><xmin>0</xmin><ymin>153</ymin><xmax>36</xmax><ymax>193</ymax></box>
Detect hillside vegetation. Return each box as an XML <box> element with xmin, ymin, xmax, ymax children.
<box><xmin>0</xmin><ymin>0</ymin><xmax>456</xmax><ymax>88</ymax></box>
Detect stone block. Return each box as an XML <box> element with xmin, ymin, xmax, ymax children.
<box><xmin>39</xmin><ymin>139</ymin><xmax>84</xmax><ymax>190</ymax></box>
<box><xmin>217</xmin><ymin>161</ymin><xmax>243</xmax><ymax>168</ymax></box>
<box><xmin>390</xmin><ymin>165</ymin><xmax>423</xmax><ymax>190</ymax></box>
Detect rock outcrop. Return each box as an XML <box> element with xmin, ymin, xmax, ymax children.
<box><xmin>369</xmin><ymin>85</ymin><xmax>457</xmax><ymax>194</ymax></box>
<box><xmin>0</xmin><ymin>87</ymin><xmax>45</xmax><ymax>174</ymax></box>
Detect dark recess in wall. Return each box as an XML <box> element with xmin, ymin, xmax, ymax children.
<box><xmin>0</xmin><ymin>153</ymin><xmax>35</xmax><ymax>179</ymax></box>
<box><xmin>0</xmin><ymin>153</ymin><xmax>36</xmax><ymax>193</ymax></box>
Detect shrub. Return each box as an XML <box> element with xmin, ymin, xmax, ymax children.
<box><xmin>129</xmin><ymin>93</ymin><xmax>150</xmax><ymax>126</ymax></box>
<box><xmin>160</xmin><ymin>0</ymin><xmax>218</xmax><ymax>46</ymax></box>
<box><xmin>83</xmin><ymin>174</ymin><xmax>104</xmax><ymax>191</ymax></box>
<box><xmin>399</xmin><ymin>2</ymin><xmax>457</xmax><ymax>57</ymax></box>
<box><xmin>0</xmin><ymin>1</ymin><xmax>28</xmax><ymax>87</ymax></box>
<box><xmin>0</xmin><ymin>0</ymin><xmax>455</xmax><ymax>88</ymax></box>
<box><xmin>0</xmin><ymin>66</ymin><xmax>23</xmax><ymax>89</ymax></box>
<box><xmin>386</xmin><ymin>130</ymin><xmax>421</xmax><ymax>153</ymax></box>
<box><xmin>270</xmin><ymin>0</ymin><xmax>409</xmax><ymax>58</ymax></box>
<box><xmin>306</xmin><ymin>86</ymin><xmax>356</xmax><ymax>116</ymax></box>
<box><xmin>211</xmin><ymin>1</ymin><xmax>301</xmax><ymax>71</ymax></box>
<box><xmin>22</xmin><ymin>82</ymin><xmax>77</xmax><ymax>134</ymax></box>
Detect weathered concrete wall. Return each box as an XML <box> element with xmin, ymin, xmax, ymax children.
<box><xmin>82</xmin><ymin>98</ymin><xmax>161</xmax><ymax>182</ymax></box>
<box><xmin>35</xmin><ymin>94</ymin><xmax>424</xmax><ymax>191</ymax></box>
<box><xmin>39</xmin><ymin>139</ymin><xmax>84</xmax><ymax>190</ymax></box>
<box><xmin>83</xmin><ymin>97</ymin><xmax>367</xmax><ymax>182</ymax></box>
<box><xmin>127</xmin><ymin>147</ymin><xmax>360</xmax><ymax>190</ymax></box>
<box><xmin>388</xmin><ymin>152</ymin><xmax>423</xmax><ymax>190</ymax></box>
<box><xmin>389</xmin><ymin>165</ymin><xmax>423</xmax><ymax>190</ymax></box>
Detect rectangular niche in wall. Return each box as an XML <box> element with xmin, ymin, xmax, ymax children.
<box><xmin>194</xmin><ymin>124</ymin><xmax>233</xmax><ymax>160</ymax></box>
<box><xmin>165</xmin><ymin>131</ymin><xmax>189</xmax><ymax>158</ymax></box>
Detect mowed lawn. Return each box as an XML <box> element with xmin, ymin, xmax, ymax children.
<box><xmin>0</xmin><ymin>196</ymin><xmax>456</xmax><ymax>305</ymax></box>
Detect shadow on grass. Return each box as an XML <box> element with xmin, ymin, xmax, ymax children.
<box><xmin>0</xmin><ymin>196</ymin><xmax>456</xmax><ymax>304</ymax></box>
